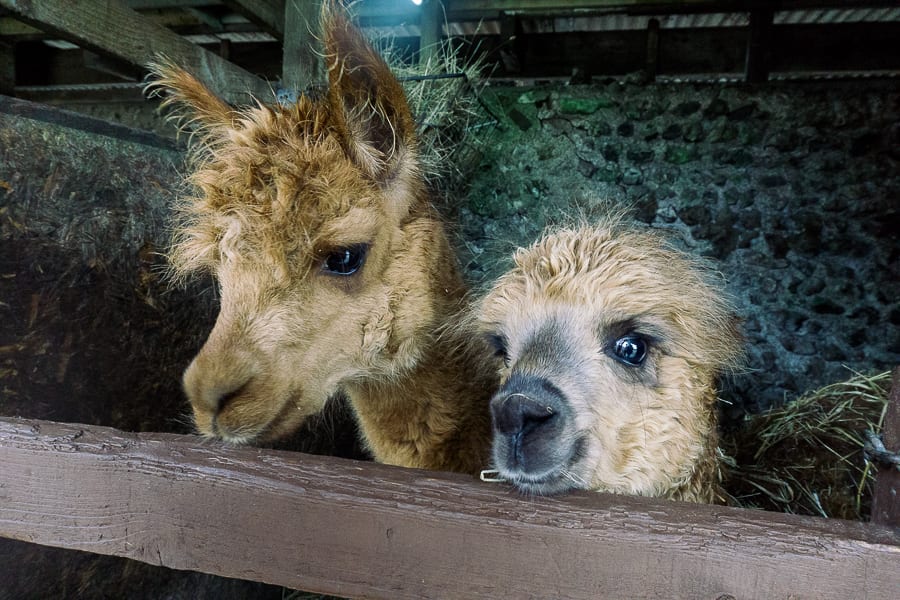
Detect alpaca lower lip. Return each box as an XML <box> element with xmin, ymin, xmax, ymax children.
<box><xmin>510</xmin><ymin>471</ymin><xmax>580</xmax><ymax>495</ymax></box>
<box><xmin>498</xmin><ymin>464</ymin><xmax>584</xmax><ymax>495</ymax></box>
<box><xmin>210</xmin><ymin>416</ymin><xmax>264</xmax><ymax>444</ymax></box>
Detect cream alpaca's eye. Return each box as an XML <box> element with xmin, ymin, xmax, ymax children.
<box><xmin>613</xmin><ymin>335</ymin><xmax>647</xmax><ymax>366</ymax></box>
<box><xmin>488</xmin><ymin>333</ymin><xmax>510</xmax><ymax>366</ymax></box>
<box><xmin>323</xmin><ymin>244</ymin><xmax>367</xmax><ymax>275</ymax></box>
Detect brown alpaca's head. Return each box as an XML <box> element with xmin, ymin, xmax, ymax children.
<box><xmin>149</xmin><ymin>6</ymin><xmax>447</xmax><ymax>443</ymax></box>
<box><xmin>478</xmin><ymin>218</ymin><xmax>743</xmax><ymax>499</ymax></box>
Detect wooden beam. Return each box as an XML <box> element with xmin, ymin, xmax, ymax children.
<box><xmin>418</xmin><ymin>0</ymin><xmax>443</xmax><ymax>67</ymax></box>
<box><xmin>0</xmin><ymin>40</ymin><xmax>13</xmax><ymax>95</ymax></box>
<box><xmin>872</xmin><ymin>366</ymin><xmax>900</xmax><ymax>527</ymax></box>
<box><xmin>644</xmin><ymin>17</ymin><xmax>659</xmax><ymax>82</ymax></box>
<box><xmin>745</xmin><ymin>8</ymin><xmax>774</xmax><ymax>83</ymax></box>
<box><xmin>0</xmin><ymin>17</ymin><xmax>43</xmax><ymax>37</ymax></box>
<box><xmin>223</xmin><ymin>0</ymin><xmax>285</xmax><ymax>40</ymax></box>
<box><xmin>282</xmin><ymin>0</ymin><xmax>322</xmax><ymax>92</ymax></box>
<box><xmin>125</xmin><ymin>1</ymin><xmax>224</xmax><ymax>8</ymax></box>
<box><xmin>2</xmin><ymin>417</ymin><xmax>899</xmax><ymax>599</ymax></box>
<box><xmin>0</xmin><ymin>0</ymin><xmax>269</xmax><ymax>105</ymax></box>
<box><xmin>0</xmin><ymin>95</ymin><xmax>180</xmax><ymax>150</ymax></box>
<box><xmin>82</xmin><ymin>51</ymin><xmax>142</xmax><ymax>81</ymax></box>
<box><xmin>498</xmin><ymin>12</ymin><xmax>522</xmax><ymax>73</ymax></box>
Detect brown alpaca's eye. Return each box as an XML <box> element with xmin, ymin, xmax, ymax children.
<box><xmin>323</xmin><ymin>244</ymin><xmax>367</xmax><ymax>275</ymax></box>
<box><xmin>613</xmin><ymin>335</ymin><xmax>647</xmax><ymax>366</ymax></box>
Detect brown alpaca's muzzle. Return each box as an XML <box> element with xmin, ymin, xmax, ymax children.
<box><xmin>182</xmin><ymin>343</ymin><xmax>312</xmax><ymax>445</ymax></box>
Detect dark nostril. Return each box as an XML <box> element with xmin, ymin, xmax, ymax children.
<box><xmin>492</xmin><ymin>392</ymin><xmax>556</xmax><ymax>436</ymax></box>
<box><xmin>216</xmin><ymin>382</ymin><xmax>249</xmax><ymax>414</ymax></box>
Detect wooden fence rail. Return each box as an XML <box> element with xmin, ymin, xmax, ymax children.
<box><xmin>1</xmin><ymin>417</ymin><xmax>899</xmax><ymax>599</ymax></box>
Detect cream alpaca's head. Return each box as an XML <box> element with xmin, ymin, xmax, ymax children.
<box><xmin>478</xmin><ymin>218</ymin><xmax>743</xmax><ymax>497</ymax></box>
<box><xmin>148</xmin><ymin>5</ymin><xmax>445</xmax><ymax>443</ymax></box>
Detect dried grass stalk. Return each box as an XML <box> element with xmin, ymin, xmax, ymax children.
<box><xmin>721</xmin><ymin>370</ymin><xmax>892</xmax><ymax>520</ymax></box>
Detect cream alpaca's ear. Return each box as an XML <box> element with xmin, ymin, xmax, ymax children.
<box><xmin>144</xmin><ymin>57</ymin><xmax>235</xmax><ymax>137</ymax></box>
<box><xmin>322</xmin><ymin>5</ymin><xmax>418</xmax><ymax>188</ymax></box>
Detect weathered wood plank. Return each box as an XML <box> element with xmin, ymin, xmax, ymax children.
<box><xmin>282</xmin><ymin>0</ymin><xmax>322</xmax><ymax>92</ymax></box>
<box><xmin>1</xmin><ymin>417</ymin><xmax>899</xmax><ymax>599</ymax></box>
<box><xmin>0</xmin><ymin>0</ymin><xmax>269</xmax><ymax>104</ymax></box>
<box><xmin>0</xmin><ymin>17</ymin><xmax>43</xmax><ymax>37</ymax></box>
<box><xmin>872</xmin><ymin>366</ymin><xmax>900</xmax><ymax>527</ymax></box>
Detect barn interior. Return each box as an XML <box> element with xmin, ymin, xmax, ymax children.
<box><xmin>1</xmin><ymin>1</ymin><xmax>899</xmax><ymax>598</ymax></box>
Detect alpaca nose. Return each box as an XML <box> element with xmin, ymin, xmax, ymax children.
<box><xmin>182</xmin><ymin>353</ymin><xmax>254</xmax><ymax>416</ymax></box>
<box><xmin>491</xmin><ymin>391</ymin><xmax>557</xmax><ymax>437</ymax></box>
<box><xmin>490</xmin><ymin>372</ymin><xmax>572</xmax><ymax>473</ymax></box>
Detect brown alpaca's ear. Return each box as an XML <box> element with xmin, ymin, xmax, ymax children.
<box><xmin>322</xmin><ymin>4</ymin><xmax>417</xmax><ymax>186</ymax></box>
<box><xmin>145</xmin><ymin>57</ymin><xmax>235</xmax><ymax>137</ymax></box>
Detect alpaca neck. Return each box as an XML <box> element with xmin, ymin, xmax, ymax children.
<box><xmin>671</xmin><ymin>398</ymin><xmax>722</xmax><ymax>504</ymax></box>
<box><xmin>342</xmin><ymin>207</ymin><xmax>495</xmax><ymax>475</ymax></box>
<box><xmin>344</xmin><ymin>324</ymin><xmax>495</xmax><ymax>476</ymax></box>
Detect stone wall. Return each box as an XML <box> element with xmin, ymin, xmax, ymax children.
<box><xmin>458</xmin><ymin>79</ymin><xmax>899</xmax><ymax>417</ymax></box>
<box><xmin>28</xmin><ymin>77</ymin><xmax>900</xmax><ymax>417</ymax></box>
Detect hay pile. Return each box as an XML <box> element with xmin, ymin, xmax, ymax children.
<box><xmin>376</xmin><ymin>35</ymin><xmax>497</xmax><ymax>197</ymax></box>
<box><xmin>721</xmin><ymin>370</ymin><xmax>893</xmax><ymax>520</ymax></box>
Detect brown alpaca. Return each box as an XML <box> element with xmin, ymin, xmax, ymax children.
<box><xmin>478</xmin><ymin>217</ymin><xmax>743</xmax><ymax>502</ymax></box>
<box><xmin>147</xmin><ymin>4</ymin><xmax>494</xmax><ymax>475</ymax></box>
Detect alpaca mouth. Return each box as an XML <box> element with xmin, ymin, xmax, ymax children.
<box><xmin>209</xmin><ymin>413</ymin><xmax>267</xmax><ymax>445</ymax></box>
<box><xmin>208</xmin><ymin>387</ymin><xmax>309</xmax><ymax>445</ymax></box>
<box><xmin>492</xmin><ymin>462</ymin><xmax>588</xmax><ymax>496</ymax></box>
<box><xmin>490</xmin><ymin>435</ymin><xmax>589</xmax><ymax>496</ymax></box>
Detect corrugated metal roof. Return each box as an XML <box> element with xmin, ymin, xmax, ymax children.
<box><xmin>43</xmin><ymin>6</ymin><xmax>900</xmax><ymax>49</ymax></box>
<box><xmin>515</xmin><ymin>7</ymin><xmax>899</xmax><ymax>34</ymax></box>
<box><xmin>776</xmin><ymin>6</ymin><xmax>900</xmax><ymax>25</ymax></box>
<box><xmin>370</xmin><ymin>7</ymin><xmax>900</xmax><ymax>37</ymax></box>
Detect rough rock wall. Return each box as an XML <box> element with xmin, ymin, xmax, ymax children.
<box><xmin>459</xmin><ymin>79</ymin><xmax>899</xmax><ymax>417</ymax></box>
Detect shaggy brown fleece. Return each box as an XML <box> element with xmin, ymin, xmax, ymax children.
<box><xmin>146</xmin><ymin>2</ymin><xmax>494</xmax><ymax>475</ymax></box>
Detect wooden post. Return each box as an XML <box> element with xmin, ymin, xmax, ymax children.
<box><xmin>2</xmin><ymin>417</ymin><xmax>900</xmax><ymax>599</ymax></box>
<box><xmin>0</xmin><ymin>40</ymin><xmax>13</xmax><ymax>96</ymax></box>
<box><xmin>872</xmin><ymin>366</ymin><xmax>900</xmax><ymax>527</ymax></box>
<box><xmin>419</xmin><ymin>0</ymin><xmax>443</xmax><ymax>67</ymax></box>
<box><xmin>282</xmin><ymin>0</ymin><xmax>323</xmax><ymax>93</ymax></box>
<box><xmin>745</xmin><ymin>8</ymin><xmax>774</xmax><ymax>83</ymax></box>
<box><xmin>644</xmin><ymin>18</ymin><xmax>660</xmax><ymax>83</ymax></box>
<box><xmin>498</xmin><ymin>12</ymin><xmax>521</xmax><ymax>74</ymax></box>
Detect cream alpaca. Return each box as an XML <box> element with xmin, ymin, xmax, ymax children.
<box><xmin>478</xmin><ymin>218</ymin><xmax>742</xmax><ymax>502</ymax></box>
